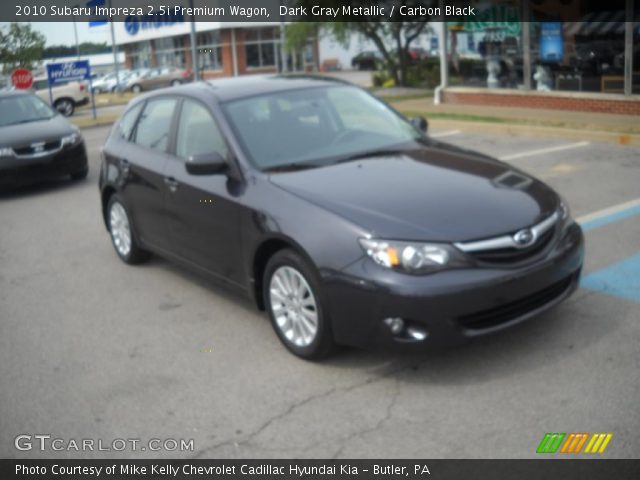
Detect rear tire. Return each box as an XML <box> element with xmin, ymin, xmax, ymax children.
<box><xmin>54</xmin><ymin>98</ymin><xmax>74</xmax><ymax>117</ymax></box>
<box><xmin>106</xmin><ymin>194</ymin><xmax>150</xmax><ymax>265</ymax></box>
<box><xmin>171</xmin><ymin>79</ymin><xmax>182</xmax><ymax>86</ymax></box>
<box><xmin>131</xmin><ymin>84</ymin><xmax>142</xmax><ymax>94</ymax></box>
<box><xmin>263</xmin><ymin>249</ymin><xmax>335</xmax><ymax>360</ymax></box>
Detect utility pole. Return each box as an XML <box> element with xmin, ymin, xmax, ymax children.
<box><xmin>189</xmin><ymin>0</ymin><xmax>199</xmax><ymax>81</ymax></box>
<box><xmin>108</xmin><ymin>0</ymin><xmax>120</xmax><ymax>92</ymax></box>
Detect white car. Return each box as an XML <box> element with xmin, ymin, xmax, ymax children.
<box><xmin>32</xmin><ymin>77</ymin><xmax>89</xmax><ymax>117</ymax></box>
<box><xmin>91</xmin><ymin>71</ymin><xmax>131</xmax><ymax>94</ymax></box>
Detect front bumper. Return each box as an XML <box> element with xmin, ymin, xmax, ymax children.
<box><xmin>0</xmin><ymin>142</ymin><xmax>88</xmax><ymax>189</ymax></box>
<box><xmin>323</xmin><ymin>222</ymin><xmax>584</xmax><ymax>349</ymax></box>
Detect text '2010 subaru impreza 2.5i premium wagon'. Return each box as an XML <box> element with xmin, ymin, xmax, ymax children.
<box><xmin>99</xmin><ymin>76</ymin><xmax>584</xmax><ymax>360</ymax></box>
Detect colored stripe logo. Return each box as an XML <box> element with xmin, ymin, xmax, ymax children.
<box><xmin>537</xmin><ymin>433</ymin><xmax>612</xmax><ymax>454</ymax></box>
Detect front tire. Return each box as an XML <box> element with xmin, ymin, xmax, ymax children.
<box><xmin>263</xmin><ymin>249</ymin><xmax>335</xmax><ymax>360</ymax></box>
<box><xmin>131</xmin><ymin>84</ymin><xmax>142</xmax><ymax>94</ymax></box>
<box><xmin>170</xmin><ymin>79</ymin><xmax>182</xmax><ymax>86</ymax></box>
<box><xmin>106</xmin><ymin>194</ymin><xmax>150</xmax><ymax>264</ymax></box>
<box><xmin>70</xmin><ymin>168</ymin><xmax>88</xmax><ymax>181</ymax></box>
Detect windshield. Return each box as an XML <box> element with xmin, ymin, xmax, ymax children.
<box><xmin>222</xmin><ymin>85</ymin><xmax>423</xmax><ymax>171</ymax></box>
<box><xmin>0</xmin><ymin>94</ymin><xmax>56</xmax><ymax>127</ymax></box>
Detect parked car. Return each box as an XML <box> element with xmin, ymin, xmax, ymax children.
<box><xmin>351</xmin><ymin>51</ymin><xmax>383</xmax><ymax>70</ymax></box>
<box><xmin>91</xmin><ymin>70</ymin><xmax>131</xmax><ymax>94</ymax></box>
<box><xmin>125</xmin><ymin>67</ymin><xmax>193</xmax><ymax>93</ymax></box>
<box><xmin>99</xmin><ymin>76</ymin><xmax>584</xmax><ymax>359</ymax></box>
<box><xmin>0</xmin><ymin>90</ymin><xmax>88</xmax><ymax>189</ymax></box>
<box><xmin>32</xmin><ymin>77</ymin><xmax>89</xmax><ymax>117</ymax></box>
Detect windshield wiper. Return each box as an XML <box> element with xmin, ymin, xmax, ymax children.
<box><xmin>332</xmin><ymin>148</ymin><xmax>409</xmax><ymax>165</ymax></box>
<box><xmin>263</xmin><ymin>162</ymin><xmax>321</xmax><ymax>173</ymax></box>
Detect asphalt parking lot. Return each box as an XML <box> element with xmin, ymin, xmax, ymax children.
<box><xmin>0</xmin><ymin>124</ymin><xmax>638</xmax><ymax>459</ymax></box>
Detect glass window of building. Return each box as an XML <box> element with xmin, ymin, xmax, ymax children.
<box><xmin>245</xmin><ymin>27</ymin><xmax>278</xmax><ymax>68</ymax></box>
<box><xmin>154</xmin><ymin>36</ymin><xmax>186</xmax><ymax>69</ymax></box>
<box><xmin>445</xmin><ymin>0</ymin><xmax>633</xmax><ymax>94</ymax></box>
<box><xmin>129</xmin><ymin>41</ymin><xmax>153</xmax><ymax>69</ymax></box>
<box><xmin>197</xmin><ymin>31</ymin><xmax>224</xmax><ymax>72</ymax></box>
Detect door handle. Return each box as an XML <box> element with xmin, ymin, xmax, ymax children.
<box><xmin>164</xmin><ymin>176</ymin><xmax>179</xmax><ymax>192</ymax></box>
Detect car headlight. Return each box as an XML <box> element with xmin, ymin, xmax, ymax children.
<box><xmin>61</xmin><ymin>133</ymin><xmax>80</xmax><ymax>147</ymax></box>
<box><xmin>0</xmin><ymin>147</ymin><xmax>13</xmax><ymax>157</ymax></box>
<box><xmin>359</xmin><ymin>238</ymin><xmax>468</xmax><ymax>274</ymax></box>
<box><xmin>558</xmin><ymin>197</ymin><xmax>572</xmax><ymax>227</ymax></box>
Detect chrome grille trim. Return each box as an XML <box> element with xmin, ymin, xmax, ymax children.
<box><xmin>454</xmin><ymin>211</ymin><xmax>559</xmax><ymax>253</ymax></box>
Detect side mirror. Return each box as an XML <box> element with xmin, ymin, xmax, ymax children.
<box><xmin>186</xmin><ymin>152</ymin><xmax>227</xmax><ymax>175</ymax></box>
<box><xmin>410</xmin><ymin>116</ymin><xmax>429</xmax><ymax>133</ymax></box>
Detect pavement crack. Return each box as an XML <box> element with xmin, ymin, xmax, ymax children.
<box><xmin>191</xmin><ymin>386</ymin><xmax>338</xmax><ymax>458</ymax></box>
<box><xmin>331</xmin><ymin>378</ymin><xmax>401</xmax><ymax>459</ymax></box>
<box><xmin>191</xmin><ymin>359</ymin><xmax>417</xmax><ymax>459</ymax></box>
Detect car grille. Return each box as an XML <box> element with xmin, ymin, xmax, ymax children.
<box><xmin>469</xmin><ymin>228</ymin><xmax>555</xmax><ymax>264</ymax></box>
<box><xmin>454</xmin><ymin>211</ymin><xmax>560</xmax><ymax>266</ymax></box>
<box><xmin>457</xmin><ymin>274</ymin><xmax>574</xmax><ymax>330</ymax></box>
<box><xmin>13</xmin><ymin>140</ymin><xmax>61</xmax><ymax>156</ymax></box>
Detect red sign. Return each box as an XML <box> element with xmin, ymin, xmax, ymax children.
<box><xmin>11</xmin><ymin>69</ymin><xmax>33</xmax><ymax>90</ymax></box>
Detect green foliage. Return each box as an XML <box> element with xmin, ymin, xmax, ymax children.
<box><xmin>44</xmin><ymin>42</ymin><xmax>114</xmax><ymax>58</ymax></box>
<box><xmin>292</xmin><ymin>1</ymin><xmax>434</xmax><ymax>85</ymax></box>
<box><xmin>0</xmin><ymin>23</ymin><xmax>46</xmax><ymax>74</ymax></box>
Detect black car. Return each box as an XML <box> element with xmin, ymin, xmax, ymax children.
<box><xmin>0</xmin><ymin>90</ymin><xmax>88</xmax><ymax>189</ymax></box>
<box><xmin>99</xmin><ymin>76</ymin><xmax>584</xmax><ymax>360</ymax></box>
<box><xmin>351</xmin><ymin>51</ymin><xmax>383</xmax><ymax>70</ymax></box>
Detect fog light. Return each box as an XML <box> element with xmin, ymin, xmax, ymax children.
<box><xmin>384</xmin><ymin>317</ymin><xmax>405</xmax><ymax>335</ymax></box>
<box><xmin>407</xmin><ymin>327</ymin><xmax>428</xmax><ymax>341</ymax></box>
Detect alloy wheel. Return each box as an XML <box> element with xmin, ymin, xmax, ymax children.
<box><xmin>269</xmin><ymin>266</ymin><xmax>319</xmax><ymax>347</ymax></box>
<box><xmin>109</xmin><ymin>202</ymin><xmax>132</xmax><ymax>258</ymax></box>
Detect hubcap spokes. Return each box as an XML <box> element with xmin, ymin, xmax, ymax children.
<box><xmin>109</xmin><ymin>203</ymin><xmax>132</xmax><ymax>257</ymax></box>
<box><xmin>269</xmin><ymin>266</ymin><xmax>318</xmax><ymax>347</ymax></box>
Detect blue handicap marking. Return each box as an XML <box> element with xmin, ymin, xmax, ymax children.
<box><xmin>581</xmin><ymin>253</ymin><xmax>640</xmax><ymax>303</ymax></box>
<box><xmin>580</xmin><ymin>204</ymin><xmax>640</xmax><ymax>232</ymax></box>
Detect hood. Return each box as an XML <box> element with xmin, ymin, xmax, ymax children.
<box><xmin>268</xmin><ymin>144</ymin><xmax>559</xmax><ymax>242</ymax></box>
<box><xmin>0</xmin><ymin>115</ymin><xmax>75</xmax><ymax>148</ymax></box>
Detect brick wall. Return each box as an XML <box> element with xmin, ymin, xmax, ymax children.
<box><xmin>442</xmin><ymin>89</ymin><xmax>640</xmax><ymax>116</ymax></box>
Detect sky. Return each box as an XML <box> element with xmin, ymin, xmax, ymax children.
<box><xmin>31</xmin><ymin>22</ymin><xmax>110</xmax><ymax>46</ymax></box>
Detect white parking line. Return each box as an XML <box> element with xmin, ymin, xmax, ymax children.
<box><xmin>430</xmin><ymin>130</ymin><xmax>461</xmax><ymax>139</ymax></box>
<box><xmin>499</xmin><ymin>141</ymin><xmax>590</xmax><ymax>161</ymax></box>
<box><xmin>576</xmin><ymin>197</ymin><xmax>640</xmax><ymax>224</ymax></box>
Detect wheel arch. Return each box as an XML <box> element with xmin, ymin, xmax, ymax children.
<box><xmin>251</xmin><ymin>236</ymin><xmax>318</xmax><ymax>311</ymax></box>
<box><xmin>100</xmin><ymin>186</ymin><xmax>117</xmax><ymax>230</ymax></box>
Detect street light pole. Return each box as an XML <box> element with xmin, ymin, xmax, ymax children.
<box><xmin>108</xmin><ymin>0</ymin><xmax>120</xmax><ymax>92</ymax></box>
<box><xmin>73</xmin><ymin>15</ymin><xmax>80</xmax><ymax>59</ymax></box>
<box><xmin>189</xmin><ymin>0</ymin><xmax>199</xmax><ymax>81</ymax></box>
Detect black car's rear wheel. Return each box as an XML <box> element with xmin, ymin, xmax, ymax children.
<box><xmin>264</xmin><ymin>249</ymin><xmax>335</xmax><ymax>360</ymax></box>
<box><xmin>107</xmin><ymin>195</ymin><xmax>149</xmax><ymax>264</ymax></box>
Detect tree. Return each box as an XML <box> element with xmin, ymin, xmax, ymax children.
<box><xmin>44</xmin><ymin>42</ymin><xmax>114</xmax><ymax>58</ymax></box>
<box><xmin>289</xmin><ymin>0</ymin><xmax>433</xmax><ymax>85</ymax></box>
<box><xmin>0</xmin><ymin>23</ymin><xmax>46</xmax><ymax>74</ymax></box>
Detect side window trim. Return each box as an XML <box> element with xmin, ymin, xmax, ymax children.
<box><xmin>123</xmin><ymin>100</ymin><xmax>146</xmax><ymax>142</ymax></box>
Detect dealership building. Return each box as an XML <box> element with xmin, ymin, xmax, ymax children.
<box><xmin>112</xmin><ymin>20</ymin><xmax>318</xmax><ymax>78</ymax></box>
<box><xmin>109</xmin><ymin>0</ymin><xmax>639</xmax><ymax>115</ymax></box>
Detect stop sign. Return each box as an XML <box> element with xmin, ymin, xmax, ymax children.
<box><xmin>11</xmin><ymin>68</ymin><xmax>34</xmax><ymax>90</ymax></box>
